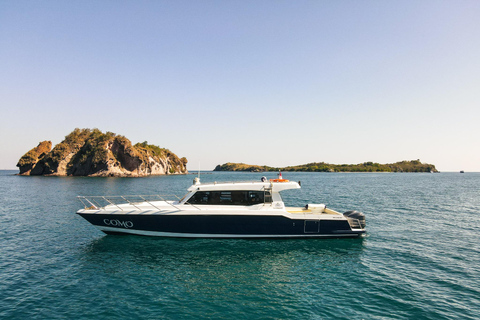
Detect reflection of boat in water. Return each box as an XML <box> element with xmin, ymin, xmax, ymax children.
<box><xmin>83</xmin><ymin>236</ymin><xmax>366</xmax><ymax>265</ymax></box>
<box><xmin>76</xmin><ymin>175</ymin><xmax>366</xmax><ymax>238</ymax></box>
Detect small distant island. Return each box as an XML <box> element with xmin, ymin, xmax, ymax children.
<box><xmin>17</xmin><ymin>128</ymin><xmax>188</xmax><ymax>177</ymax></box>
<box><xmin>214</xmin><ymin>160</ymin><xmax>438</xmax><ymax>173</ymax></box>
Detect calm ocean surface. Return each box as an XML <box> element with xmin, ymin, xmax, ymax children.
<box><xmin>0</xmin><ymin>170</ymin><xmax>479</xmax><ymax>319</ymax></box>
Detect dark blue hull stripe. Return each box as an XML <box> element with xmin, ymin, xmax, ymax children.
<box><xmin>77</xmin><ymin>213</ymin><xmax>365</xmax><ymax>238</ymax></box>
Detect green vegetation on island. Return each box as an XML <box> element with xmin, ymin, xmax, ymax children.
<box><xmin>17</xmin><ymin>128</ymin><xmax>188</xmax><ymax>177</ymax></box>
<box><xmin>214</xmin><ymin>160</ymin><xmax>438</xmax><ymax>173</ymax></box>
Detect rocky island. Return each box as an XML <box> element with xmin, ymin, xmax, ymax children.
<box><xmin>17</xmin><ymin>128</ymin><xmax>188</xmax><ymax>177</ymax></box>
<box><xmin>214</xmin><ymin>160</ymin><xmax>438</xmax><ymax>173</ymax></box>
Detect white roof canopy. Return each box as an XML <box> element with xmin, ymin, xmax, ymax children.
<box><xmin>187</xmin><ymin>181</ymin><xmax>301</xmax><ymax>192</ymax></box>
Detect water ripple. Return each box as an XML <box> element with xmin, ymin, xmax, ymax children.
<box><xmin>1</xmin><ymin>171</ymin><xmax>479</xmax><ymax>319</ymax></box>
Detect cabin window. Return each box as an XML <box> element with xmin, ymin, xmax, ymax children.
<box><xmin>188</xmin><ymin>191</ymin><xmax>266</xmax><ymax>205</ymax></box>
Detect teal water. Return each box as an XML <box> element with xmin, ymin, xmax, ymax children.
<box><xmin>0</xmin><ymin>170</ymin><xmax>479</xmax><ymax>319</ymax></box>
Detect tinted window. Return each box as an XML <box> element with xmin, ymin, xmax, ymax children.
<box><xmin>188</xmin><ymin>191</ymin><xmax>266</xmax><ymax>205</ymax></box>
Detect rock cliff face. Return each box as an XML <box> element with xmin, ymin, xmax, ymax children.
<box><xmin>17</xmin><ymin>129</ymin><xmax>188</xmax><ymax>177</ymax></box>
<box><xmin>16</xmin><ymin>141</ymin><xmax>53</xmax><ymax>175</ymax></box>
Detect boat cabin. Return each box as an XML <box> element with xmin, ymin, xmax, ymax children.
<box><xmin>180</xmin><ymin>180</ymin><xmax>301</xmax><ymax>208</ymax></box>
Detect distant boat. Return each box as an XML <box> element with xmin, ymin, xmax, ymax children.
<box><xmin>460</xmin><ymin>170</ymin><xmax>465</xmax><ymax>173</ymax></box>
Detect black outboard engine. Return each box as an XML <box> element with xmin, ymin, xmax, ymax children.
<box><xmin>343</xmin><ymin>210</ymin><xmax>366</xmax><ymax>229</ymax></box>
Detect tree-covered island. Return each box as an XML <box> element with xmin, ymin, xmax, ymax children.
<box><xmin>17</xmin><ymin>128</ymin><xmax>188</xmax><ymax>177</ymax></box>
<box><xmin>214</xmin><ymin>160</ymin><xmax>438</xmax><ymax>173</ymax></box>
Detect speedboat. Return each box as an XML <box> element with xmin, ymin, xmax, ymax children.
<box><xmin>76</xmin><ymin>176</ymin><xmax>366</xmax><ymax>238</ymax></box>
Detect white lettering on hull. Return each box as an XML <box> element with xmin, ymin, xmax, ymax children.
<box><xmin>103</xmin><ymin>219</ymin><xmax>134</xmax><ymax>228</ymax></box>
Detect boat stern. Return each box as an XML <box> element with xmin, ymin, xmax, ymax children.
<box><xmin>343</xmin><ymin>210</ymin><xmax>366</xmax><ymax>231</ymax></box>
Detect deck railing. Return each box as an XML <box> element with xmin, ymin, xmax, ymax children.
<box><xmin>77</xmin><ymin>195</ymin><xmax>186</xmax><ymax>211</ymax></box>
<box><xmin>346</xmin><ymin>217</ymin><xmax>366</xmax><ymax>230</ymax></box>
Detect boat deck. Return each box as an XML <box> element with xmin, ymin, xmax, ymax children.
<box><xmin>285</xmin><ymin>207</ymin><xmax>342</xmax><ymax>215</ymax></box>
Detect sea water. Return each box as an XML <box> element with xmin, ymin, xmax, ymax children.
<box><xmin>0</xmin><ymin>170</ymin><xmax>479</xmax><ymax>319</ymax></box>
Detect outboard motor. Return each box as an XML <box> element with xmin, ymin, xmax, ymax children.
<box><xmin>343</xmin><ymin>210</ymin><xmax>366</xmax><ymax>229</ymax></box>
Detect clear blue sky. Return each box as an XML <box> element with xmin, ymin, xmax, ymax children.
<box><xmin>1</xmin><ymin>1</ymin><xmax>479</xmax><ymax>171</ymax></box>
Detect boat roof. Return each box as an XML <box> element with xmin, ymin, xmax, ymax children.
<box><xmin>187</xmin><ymin>180</ymin><xmax>301</xmax><ymax>192</ymax></box>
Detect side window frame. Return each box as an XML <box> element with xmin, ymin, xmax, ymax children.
<box><xmin>187</xmin><ymin>190</ymin><xmax>267</xmax><ymax>206</ymax></box>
